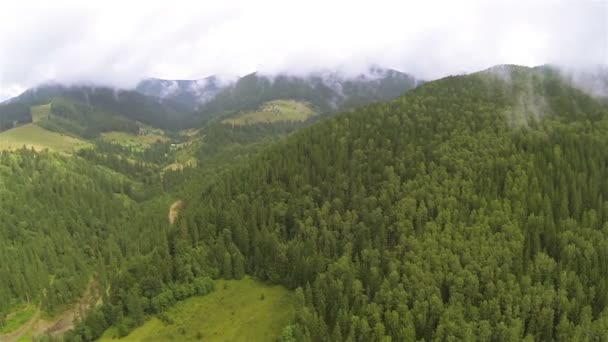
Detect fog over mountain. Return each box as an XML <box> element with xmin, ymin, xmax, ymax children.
<box><xmin>0</xmin><ymin>0</ymin><xmax>606</xmax><ymax>101</ymax></box>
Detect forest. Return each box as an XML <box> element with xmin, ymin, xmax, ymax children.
<box><xmin>177</xmin><ymin>66</ymin><xmax>608</xmax><ymax>340</ymax></box>
<box><xmin>1</xmin><ymin>65</ymin><xmax>607</xmax><ymax>341</ymax></box>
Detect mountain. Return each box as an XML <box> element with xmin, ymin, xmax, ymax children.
<box><xmin>192</xmin><ymin>67</ymin><xmax>420</xmax><ymax>124</ymax></box>
<box><xmin>136</xmin><ymin>75</ymin><xmax>234</xmax><ymax>110</ymax></box>
<box><xmin>164</xmin><ymin>65</ymin><xmax>607</xmax><ymax>340</ymax></box>
<box><xmin>3</xmin><ymin>64</ymin><xmax>607</xmax><ymax>341</ymax></box>
<box><xmin>1</xmin><ymin>67</ymin><xmax>419</xmax><ymax>135</ymax></box>
<box><xmin>0</xmin><ymin>83</ymin><xmax>190</xmax><ymax>135</ymax></box>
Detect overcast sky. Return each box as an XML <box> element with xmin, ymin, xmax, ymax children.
<box><xmin>0</xmin><ymin>0</ymin><xmax>606</xmax><ymax>101</ymax></box>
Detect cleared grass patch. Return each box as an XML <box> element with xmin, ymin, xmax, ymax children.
<box><xmin>101</xmin><ymin>131</ymin><xmax>169</xmax><ymax>149</ymax></box>
<box><xmin>223</xmin><ymin>100</ymin><xmax>317</xmax><ymax>126</ymax></box>
<box><xmin>99</xmin><ymin>277</ymin><xmax>294</xmax><ymax>342</ymax></box>
<box><xmin>0</xmin><ymin>305</ymin><xmax>36</xmax><ymax>334</ymax></box>
<box><xmin>0</xmin><ymin>124</ymin><xmax>90</xmax><ymax>152</ymax></box>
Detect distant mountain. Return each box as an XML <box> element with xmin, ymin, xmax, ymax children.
<box><xmin>0</xmin><ymin>66</ymin><xmax>421</xmax><ymax>134</ymax></box>
<box><xmin>136</xmin><ymin>75</ymin><xmax>235</xmax><ymax>110</ymax></box>
<box><xmin>0</xmin><ymin>83</ymin><xmax>190</xmax><ymax>134</ymax></box>
<box><xmin>192</xmin><ymin>67</ymin><xmax>421</xmax><ymax>124</ymax></box>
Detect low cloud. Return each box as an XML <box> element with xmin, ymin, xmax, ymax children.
<box><xmin>0</xmin><ymin>0</ymin><xmax>606</xmax><ymax>101</ymax></box>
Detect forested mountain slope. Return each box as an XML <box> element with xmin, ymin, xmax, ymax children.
<box><xmin>170</xmin><ymin>65</ymin><xmax>608</xmax><ymax>340</ymax></box>
<box><xmin>190</xmin><ymin>68</ymin><xmax>419</xmax><ymax>125</ymax></box>
<box><xmin>0</xmin><ymin>84</ymin><xmax>189</xmax><ymax>133</ymax></box>
<box><xmin>0</xmin><ymin>149</ymin><xmax>154</xmax><ymax>314</ymax></box>
<box><xmin>0</xmin><ymin>147</ymin><xmax>204</xmax><ymax>340</ymax></box>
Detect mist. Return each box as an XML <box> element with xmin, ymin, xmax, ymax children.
<box><xmin>0</xmin><ymin>0</ymin><xmax>606</xmax><ymax>101</ymax></box>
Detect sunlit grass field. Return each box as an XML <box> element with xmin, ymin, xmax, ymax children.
<box><xmin>0</xmin><ymin>124</ymin><xmax>90</xmax><ymax>152</ymax></box>
<box><xmin>0</xmin><ymin>305</ymin><xmax>36</xmax><ymax>334</ymax></box>
<box><xmin>222</xmin><ymin>100</ymin><xmax>317</xmax><ymax>126</ymax></box>
<box><xmin>99</xmin><ymin>277</ymin><xmax>294</xmax><ymax>342</ymax></box>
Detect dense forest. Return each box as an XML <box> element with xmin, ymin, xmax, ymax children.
<box><xmin>174</xmin><ymin>66</ymin><xmax>608</xmax><ymax>340</ymax></box>
<box><xmin>2</xmin><ymin>65</ymin><xmax>608</xmax><ymax>341</ymax></box>
<box><xmin>0</xmin><ymin>147</ymin><xmax>213</xmax><ymax>340</ymax></box>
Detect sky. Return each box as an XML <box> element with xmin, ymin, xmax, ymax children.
<box><xmin>0</xmin><ymin>0</ymin><xmax>606</xmax><ymax>101</ymax></box>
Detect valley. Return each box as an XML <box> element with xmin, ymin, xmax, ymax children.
<box><xmin>0</xmin><ymin>66</ymin><xmax>418</xmax><ymax>341</ymax></box>
<box><xmin>0</xmin><ymin>64</ymin><xmax>607</xmax><ymax>341</ymax></box>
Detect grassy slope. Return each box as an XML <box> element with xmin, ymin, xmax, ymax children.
<box><xmin>99</xmin><ymin>277</ymin><xmax>294</xmax><ymax>342</ymax></box>
<box><xmin>164</xmin><ymin>139</ymin><xmax>201</xmax><ymax>171</ymax></box>
<box><xmin>222</xmin><ymin>100</ymin><xmax>317</xmax><ymax>126</ymax></box>
<box><xmin>0</xmin><ymin>124</ymin><xmax>90</xmax><ymax>152</ymax></box>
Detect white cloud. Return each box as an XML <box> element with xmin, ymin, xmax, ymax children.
<box><xmin>0</xmin><ymin>0</ymin><xmax>606</xmax><ymax>101</ymax></box>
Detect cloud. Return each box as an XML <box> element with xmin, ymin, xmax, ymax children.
<box><xmin>0</xmin><ymin>0</ymin><xmax>606</xmax><ymax>100</ymax></box>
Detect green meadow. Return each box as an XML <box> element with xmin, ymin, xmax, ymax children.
<box><xmin>0</xmin><ymin>124</ymin><xmax>90</xmax><ymax>152</ymax></box>
<box><xmin>99</xmin><ymin>277</ymin><xmax>294</xmax><ymax>342</ymax></box>
<box><xmin>222</xmin><ymin>100</ymin><xmax>317</xmax><ymax>126</ymax></box>
<box><xmin>0</xmin><ymin>304</ymin><xmax>36</xmax><ymax>334</ymax></box>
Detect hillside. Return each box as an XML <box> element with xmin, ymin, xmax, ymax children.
<box><xmin>135</xmin><ymin>68</ymin><xmax>419</xmax><ymax>124</ymax></box>
<box><xmin>164</xmin><ymin>65</ymin><xmax>608</xmax><ymax>340</ymax></box>
<box><xmin>0</xmin><ymin>84</ymin><xmax>190</xmax><ymax>133</ymax></box>
<box><xmin>0</xmin><ymin>123</ymin><xmax>90</xmax><ymax>152</ymax></box>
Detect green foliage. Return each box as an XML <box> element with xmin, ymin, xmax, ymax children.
<box><xmin>5</xmin><ymin>65</ymin><xmax>608</xmax><ymax>341</ymax></box>
<box><xmin>173</xmin><ymin>66</ymin><xmax>608</xmax><ymax>340</ymax></box>
<box><xmin>0</xmin><ymin>148</ymin><xmax>138</xmax><ymax>315</ymax></box>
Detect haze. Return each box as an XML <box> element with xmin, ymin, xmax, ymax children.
<box><xmin>0</xmin><ymin>0</ymin><xmax>606</xmax><ymax>101</ymax></box>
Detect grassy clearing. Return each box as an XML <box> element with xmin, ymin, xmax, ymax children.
<box><xmin>0</xmin><ymin>124</ymin><xmax>90</xmax><ymax>152</ymax></box>
<box><xmin>99</xmin><ymin>277</ymin><xmax>294</xmax><ymax>342</ymax></box>
<box><xmin>223</xmin><ymin>100</ymin><xmax>317</xmax><ymax>126</ymax></box>
<box><xmin>164</xmin><ymin>139</ymin><xmax>201</xmax><ymax>171</ymax></box>
<box><xmin>101</xmin><ymin>131</ymin><xmax>169</xmax><ymax>149</ymax></box>
<box><xmin>0</xmin><ymin>305</ymin><xmax>36</xmax><ymax>334</ymax></box>
<box><xmin>31</xmin><ymin>104</ymin><xmax>51</xmax><ymax>123</ymax></box>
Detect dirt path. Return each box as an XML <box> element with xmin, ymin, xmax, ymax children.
<box><xmin>33</xmin><ymin>280</ymin><xmax>101</xmax><ymax>338</ymax></box>
<box><xmin>169</xmin><ymin>200</ymin><xmax>184</xmax><ymax>224</ymax></box>
<box><xmin>0</xmin><ymin>280</ymin><xmax>101</xmax><ymax>342</ymax></box>
<box><xmin>0</xmin><ymin>309</ymin><xmax>41</xmax><ymax>342</ymax></box>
